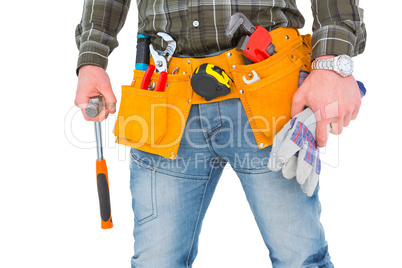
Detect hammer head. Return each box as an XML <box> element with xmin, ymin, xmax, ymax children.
<box><xmin>85</xmin><ymin>96</ymin><xmax>104</xmax><ymax>118</ymax></box>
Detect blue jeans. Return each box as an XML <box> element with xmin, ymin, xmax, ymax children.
<box><xmin>129</xmin><ymin>98</ymin><xmax>333</xmax><ymax>268</ymax></box>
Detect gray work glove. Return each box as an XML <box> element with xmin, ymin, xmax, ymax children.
<box><xmin>267</xmin><ymin>116</ymin><xmax>299</xmax><ymax>172</ymax></box>
<box><xmin>268</xmin><ymin>108</ymin><xmax>317</xmax><ymax>170</ymax></box>
<box><xmin>267</xmin><ymin>108</ymin><xmax>321</xmax><ymax>196</ymax></box>
<box><xmin>297</xmin><ymin>141</ymin><xmax>321</xmax><ymax>196</ymax></box>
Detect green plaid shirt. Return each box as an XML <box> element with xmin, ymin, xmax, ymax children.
<box><xmin>75</xmin><ymin>0</ymin><xmax>366</xmax><ymax>71</ymax></box>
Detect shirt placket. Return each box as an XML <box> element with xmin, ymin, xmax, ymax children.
<box><xmin>188</xmin><ymin>0</ymin><xmax>203</xmax><ymax>55</ymax></box>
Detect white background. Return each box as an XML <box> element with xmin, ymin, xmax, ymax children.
<box><xmin>1</xmin><ymin>1</ymin><xmax>401</xmax><ymax>267</ymax></box>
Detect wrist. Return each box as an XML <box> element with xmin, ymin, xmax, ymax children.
<box><xmin>78</xmin><ymin>65</ymin><xmax>105</xmax><ymax>77</ymax></box>
<box><xmin>315</xmin><ymin>55</ymin><xmax>336</xmax><ymax>60</ymax></box>
<box><xmin>312</xmin><ymin>55</ymin><xmax>354</xmax><ymax>77</ymax></box>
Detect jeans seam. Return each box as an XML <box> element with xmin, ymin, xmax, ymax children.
<box><xmin>232</xmin><ymin>166</ymin><xmax>273</xmax><ymax>174</ymax></box>
<box><xmin>203</xmin><ymin>131</ymin><xmax>221</xmax><ymax>158</ymax></box>
<box><xmin>132</xmin><ymin>167</ymin><xmax>158</xmax><ymax>226</ymax></box>
<box><xmin>198</xmin><ymin>102</ymin><xmax>222</xmax><ymax>133</ymax></box>
<box><xmin>185</xmin><ymin>165</ymin><xmax>214</xmax><ymax>268</ymax></box>
<box><xmin>130</xmin><ymin>150</ymin><xmax>154</xmax><ymax>170</ymax></box>
<box><xmin>198</xmin><ymin>102</ymin><xmax>222</xmax><ymax>158</ymax></box>
<box><xmin>205</xmin><ymin>123</ymin><xmax>222</xmax><ymax>137</ymax></box>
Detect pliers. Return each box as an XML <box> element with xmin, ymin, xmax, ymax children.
<box><xmin>140</xmin><ymin>32</ymin><xmax>177</xmax><ymax>91</ymax></box>
<box><xmin>140</xmin><ymin>64</ymin><xmax>167</xmax><ymax>91</ymax></box>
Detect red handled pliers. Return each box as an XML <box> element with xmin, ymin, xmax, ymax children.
<box><xmin>141</xmin><ymin>33</ymin><xmax>176</xmax><ymax>91</ymax></box>
<box><xmin>140</xmin><ymin>64</ymin><xmax>167</xmax><ymax>92</ymax></box>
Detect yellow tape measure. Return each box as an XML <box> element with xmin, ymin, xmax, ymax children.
<box><xmin>191</xmin><ymin>63</ymin><xmax>232</xmax><ymax>101</ymax></box>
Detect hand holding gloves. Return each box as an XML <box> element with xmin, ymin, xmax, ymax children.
<box><xmin>268</xmin><ymin>71</ymin><xmax>366</xmax><ymax>197</ymax></box>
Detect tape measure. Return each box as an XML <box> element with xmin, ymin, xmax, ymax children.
<box><xmin>191</xmin><ymin>63</ymin><xmax>232</xmax><ymax>101</ymax></box>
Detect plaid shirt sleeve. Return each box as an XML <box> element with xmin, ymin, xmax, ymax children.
<box><xmin>75</xmin><ymin>0</ymin><xmax>131</xmax><ymax>74</ymax></box>
<box><xmin>311</xmin><ymin>0</ymin><xmax>367</xmax><ymax>60</ymax></box>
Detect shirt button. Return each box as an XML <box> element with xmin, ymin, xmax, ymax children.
<box><xmin>193</xmin><ymin>20</ymin><xmax>199</xmax><ymax>27</ymax></box>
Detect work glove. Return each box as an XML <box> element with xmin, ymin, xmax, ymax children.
<box><xmin>268</xmin><ymin>73</ymin><xmax>367</xmax><ymax>196</ymax></box>
<box><xmin>282</xmin><ymin>149</ymin><xmax>321</xmax><ymax>196</ymax></box>
<box><xmin>268</xmin><ymin>108</ymin><xmax>320</xmax><ymax>196</ymax></box>
<box><xmin>268</xmin><ymin>107</ymin><xmax>317</xmax><ymax>171</ymax></box>
<box><xmin>284</xmin><ymin>109</ymin><xmax>321</xmax><ymax>196</ymax></box>
<box><xmin>266</xmin><ymin>116</ymin><xmax>298</xmax><ymax>172</ymax></box>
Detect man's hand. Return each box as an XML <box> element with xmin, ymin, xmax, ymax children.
<box><xmin>291</xmin><ymin>56</ymin><xmax>361</xmax><ymax>147</ymax></box>
<box><xmin>75</xmin><ymin>65</ymin><xmax>117</xmax><ymax>122</ymax></box>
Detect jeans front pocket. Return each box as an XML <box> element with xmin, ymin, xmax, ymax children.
<box><xmin>129</xmin><ymin>154</ymin><xmax>157</xmax><ymax>225</ymax></box>
<box><xmin>115</xmin><ymin>85</ymin><xmax>168</xmax><ymax>146</ymax></box>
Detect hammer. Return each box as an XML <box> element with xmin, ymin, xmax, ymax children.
<box><xmin>85</xmin><ymin>96</ymin><xmax>113</xmax><ymax>229</ymax></box>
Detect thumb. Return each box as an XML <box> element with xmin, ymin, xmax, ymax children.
<box><xmin>75</xmin><ymin>92</ymin><xmax>90</xmax><ymax>111</ymax></box>
<box><xmin>100</xmin><ymin>85</ymin><xmax>117</xmax><ymax>114</ymax></box>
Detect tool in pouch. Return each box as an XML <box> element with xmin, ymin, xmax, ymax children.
<box><xmin>140</xmin><ymin>32</ymin><xmax>177</xmax><ymax>91</ymax></box>
<box><xmin>85</xmin><ymin>96</ymin><xmax>113</xmax><ymax>229</ymax></box>
<box><xmin>225</xmin><ymin>13</ymin><xmax>277</xmax><ymax>86</ymax></box>
<box><xmin>191</xmin><ymin>63</ymin><xmax>233</xmax><ymax>101</ymax></box>
<box><xmin>135</xmin><ymin>34</ymin><xmax>151</xmax><ymax>71</ymax></box>
<box><xmin>226</xmin><ymin>12</ymin><xmax>277</xmax><ymax>64</ymax></box>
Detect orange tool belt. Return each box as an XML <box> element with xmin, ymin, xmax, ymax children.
<box><xmin>114</xmin><ymin>27</ymin><xmax>312</xmax><ymax>159</ymax></box>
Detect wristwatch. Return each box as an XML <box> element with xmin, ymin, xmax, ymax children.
<box><xmin>312</xmin><ymin>55</ymin><xmax>354</xmax><ymax>77</ymax></box>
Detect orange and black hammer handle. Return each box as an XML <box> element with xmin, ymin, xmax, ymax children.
<box><xmin>85</xmin><ymin>96</ymin><xmax>113</xmax><ymax>229</ymax></box>
<box><xmin>96</xmin><ymin>157</ymin><xmax>113</xmax><ymax>229</ymax></box>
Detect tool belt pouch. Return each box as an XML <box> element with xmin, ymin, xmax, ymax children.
<box><xmin>231</xmin><ymin>30</ymin><xmax>312</xmax><ymax>147</ymax></box>
<box><xmin>114</xmin><ymin>70</ymin><xmax>192</xmax><ymax>158</ymax></box>
<box><xmin>114</xmin><ymin>75</ymin><xmax>168</xmax><ymax>146</ymax></box>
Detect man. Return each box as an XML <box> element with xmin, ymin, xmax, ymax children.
<box><xmin>75</xmin><ymin>0</ymin><xmax>366</xmax><ymax>267</ymax></box>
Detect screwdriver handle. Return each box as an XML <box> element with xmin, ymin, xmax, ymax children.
<box><xmin>135</xmin><ymin>34</ymin><xmax>150</xmax><ymax>71</ymax></box>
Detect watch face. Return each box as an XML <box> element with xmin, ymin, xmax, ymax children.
<box><xmin>338</xmin><ymin>55</ymin><xmax>354</xmax><ymax>75</ymax></box>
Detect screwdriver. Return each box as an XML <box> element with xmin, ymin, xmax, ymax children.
<box><xmin>85</xmin><ymin>96</ymin><xmax>113</xmax><ymax>229</ymax></box>
<box><xmin>135</xmin><ymin>34</ymin><xmax>150</xmax><ymax>71</ymax></box>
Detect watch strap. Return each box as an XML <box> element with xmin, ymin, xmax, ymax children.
<box><xmin>312</xmin><ymin>58</ymin><xmax>334</xmax><ymax>71</ymax></box>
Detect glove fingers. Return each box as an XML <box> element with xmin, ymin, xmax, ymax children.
<box><xmin>275</xmin><ymin>140</ymin><xmax>302</xmax><ymax>166</ymax></box>
<box><xmin>300</xmin><ymin>169</ymin><xmax>320</xmax><ymax>197</ymax></box>
<box><xmin>268</xmin><ymin>142</ymin><xmax>300</xmax><ymax>171</ymax></box>
<box><xmin>269</xmin><ymin>109</ymin><xmax>317</xmax><ymax>173</ymax></box>
<box><xmin>282</xmin><ymin>155</ymin><xmax>298</xmax><ymax>179</ymax></box>
<box><xmin>268</xmin><ymin>118</ymin><xmax>299</xmax><ymax>171</ymax></box>
<box><xmin>268</xmin><ymin>153</ymin><xmax>284</xmax><ymax>171</ymax></box>
<box><xmin>272</xmin><ymin>116</ymin><xmax>299</xmax><ymax>149</ymax></box>
<box><xmin>300</xmin><ymin>149</ymin><xmax>321</xmax><ymax>197</ymax></box>
<box><xmin>296</xmin><ymin>145</ymin><xmax>312</xmax><ymax>185</ymax></box>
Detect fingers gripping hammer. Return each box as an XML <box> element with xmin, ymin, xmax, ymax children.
<box><xmin>85</xmin><ymin>96</ymin><xmax>113</xmax><ymax>229</ymax></box>
<box><xmin>226</xmin><ymin>13</ymin><xmax>276</xmax><ymax>63</ymax></box>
